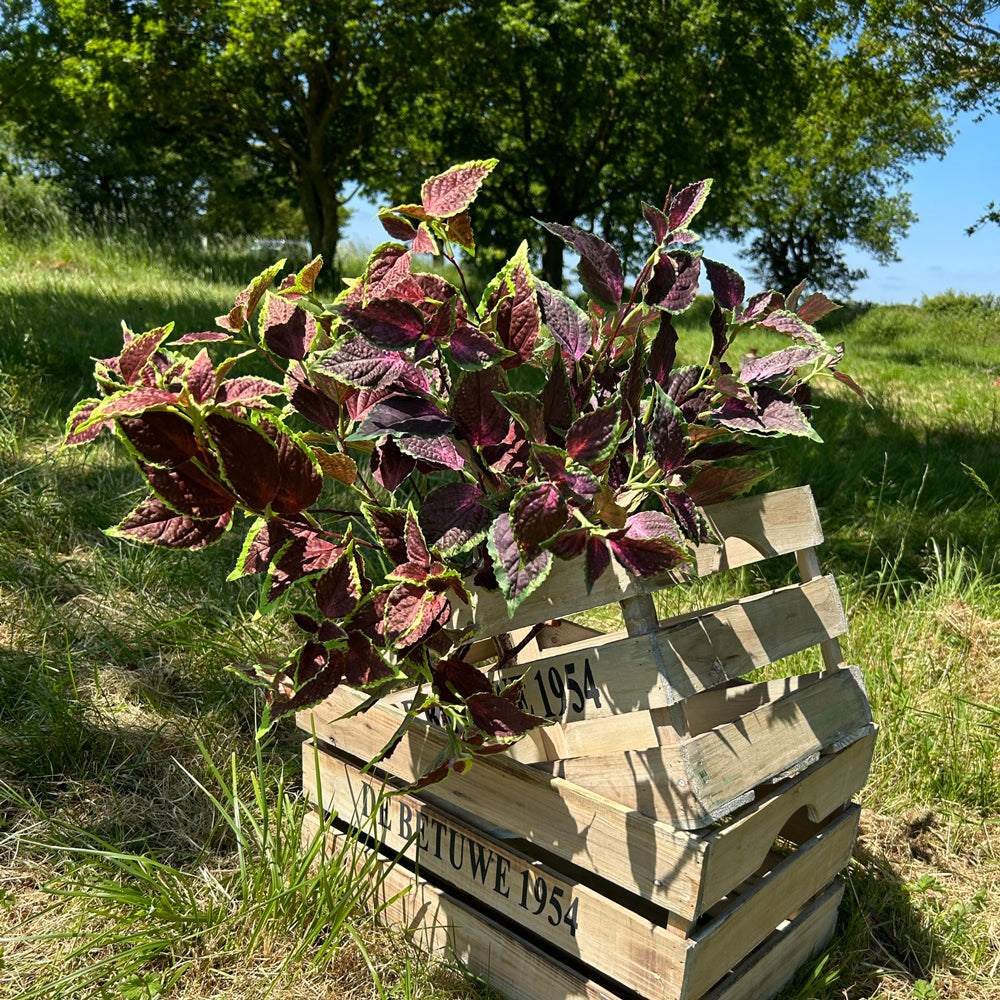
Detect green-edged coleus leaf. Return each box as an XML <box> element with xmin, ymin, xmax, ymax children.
<box><xmin>450</xmin><ymin>368</ymin><xmax>510</xmax><ymax>448</ymax></box>
<box><xmin>758</xmin><ymin>310</ymin><xmax>830</xmax><ymax>351</ymax></box>
<box><xmin>797</xmin><ymin>292</ymin><xmax>839</xmax><ymax>325</ymax></box>
<box><xmin>737</xmin><ymin>290</ymin><xmax>784</xmax><ymax>324</ymax></box>
<box><xmin>482</xmin><ymin>244</ymin><xmax>541</xmax><ymax>367</ymax></box>
<box><xmin>608</xmin><ymin>511</ymin><xmax>687</xmax><ymax>577</ymax></box>
<box><xmin>668</xmin><ymin>179</ymin><xmax>712</xmax><ymax>231</ymax></box>
<box><xmin>418</xmin><ymin>483</ymin><xmax>492</xmax><ymax>556</ymax></box>
<box><xmin>397</xmin><ymin>434</ymin><xmax>464</xmax><ymax>470</ymax></box>
<box><xmin>648</xmin><ymin>317</ymin><xmax>678</xmax><ymax>388</ymax></box>
<box><xmin>536</xmin><ymin>220</ymin><xmax>623</xmax><ymax>309</ymax></box>
<box><xmin>217</xmin><ymin>260</ymin><xmax>284</xmax><ymax>332</ymax></box>
<box><xmin>120</xmin><ymin>324</ymin><xmax>174</xmax><ymax>384</ymax></box>
<box><xmin>267</xmin><ymin>526</ymin><xmax>347</xmax><ymax>605</ymax></box>
<box><xmin>712</xmin><ymin>386</ymin><xmax>821</xmax><ymax>440</ymax></box>
<box><xmin>279</xmin><ymin>254</ymin><xmax>324</xmax><ymax>297</ymax></box>
<box><xmin>642</xmin><ymin>202</ymin><xmax>670</xmax><ymax>244</ymax></box>
<box><xmin>139</xmin><ymin>459</ymin><xmax>237</xmax><ymax>519</ymax></box>
<box><xmin>205</xmin><ymin>412</ymin><xmax>280</xmax><ymax>512</ymax></box>
<box><xmin>585</xmin><ymin>535</ymin><xmax>611</xmax><ymax>592</ymax></box>
<box><xmin>383</xmin><ymin>582</ymin><xmax>451</xmax><ymax>647</ymax></box>
<box><xmin>315</xmin><ymin>546</ymin><xmax>362</xmax><ymax>619</ymax></box>
<box><xmin>261</xmin><ymin>642</ymin><xmax>345</xmax><ymax>727</ymax></box>
<box><xmin>497</xmin><ymin>391</ymin><xmax>544</xmax><ymax>443</ymax></box>
<box><xmin>660</xmin><ymin>252</ymin><xmax>702</xmax><ymax>313</ymax></box>
<box><xmin>511</xmin><ymin>481</ymin><xmax>568</xmax><ymax>555</ymax></box>
<box><xmin>337</xmin><ymin>297</ymin><xmax>425</xmax><ymax>350</ymax></box>
<box><xmin>421</xmin><ymin>159</ymin><xmax>498</xmax><ymax>218</ymax></box>
<box><xmin>740</xmin><ymin>347</ymin><xmax>824</xmax><ymax>384</ymax></box>
<box><xmin>169</xmin><ymin>330</ymin><xmax>233</xmax><ymax>346</ymax></box>
<box><xmin>649</xmin><ymin>384</ymin><xmax>690</xmax><ymax>473</ymax></box>
<box><xmin>85</xmin><ymin>387</ymin><xmax>180</xmax><ymax>428</ymax></box>
<box><xmin>467</xmin><ymin>692</ymin><xmax>548</xmax><ymax>742</ymax></box>
<box><xmin>107</xmin><ymin>495</ymin><xmax>231</xmax><ymax>549</ymax></box>
<box><xmin>371</xmin><ymin>438</ymin><xmax>415</xmax><ymax>490</ymax></box>
<box><xmin>263</xmin><ymin>422</ymin><xmax>323</xmax><ymax>514</ymax></box>
<box><xmin>363</xmin><ymin>504</ymin><xmax>409</xmax><ymax>565</ymax></box>
<box><xmin>64</xmin><ymin>398</ymin><xmax>111</xmax><ymax>447</ymax></box>
<box><xmin>448</xmin><ymin>325</ymin><xmax>512</xmax><ymax>370</ymax></box>
<box><xmin>488</xmin><ymin>512</ymin><xmax>553</xmax><ymax>615</ymax></box>
<box><xmin>535</xmin><ymin>279</ymin><xmax>590</xmax><ymax>360</ymax></box>
<box><xmin>686</xmin><ymin>465</ymin><xmax>770</xmax><ymax>506</ymax></box>
<box><xmin>541</xmin><ymin>348</ymin><xmax>575</xmax><ymax>439</ymax></box>
<box><xmin>185</xmin><ymin>349</ymin><xmax>216</xmax><ymax>404</ymax></box>
<box><xmin>566</xmin><ymin>400</ymin><xmax>619</xmax><ymax>467</ymax></box>
<box><xmin>703</xmin><ymin>258</ymin><xmax>745</xmax><ymax>311</ymax></box>
<box><xmin>261</xmin><ymin>292</ymin><xmax>317</xmax><ymax>360</ymax></box>
<box><xmin>215</xmin><ymin>376</ymin><xmax>285</xmax><ymax>409</ymax></box>
<box><xmin>532</xmin><ymin>445</ymin><xmax>600</xmax><ymax>501</ymax></box>
<box><xmin>349</xmin><ymin>394</ymin><xmax>455</xmax><ymax>441</ymax></box>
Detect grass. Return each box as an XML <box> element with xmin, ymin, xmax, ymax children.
<box><xmin>2</xmin><ymin>232</ymin><xmax>1000</xmax><ymax>999</ymax></box>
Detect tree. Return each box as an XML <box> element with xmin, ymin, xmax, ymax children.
<box><xmin>384</xmin><ymin>0</ymin><xmax>832</xmax><ymax>288</ymax></box>
<box><xmin>732</xmin><ymin>43</ymin><xmax>952</xmax><ymax>295</ymax></box>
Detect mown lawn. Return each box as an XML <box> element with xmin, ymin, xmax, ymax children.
<box><xmin>1</xmin><ymin>235</ymin><xmax>998</xmax><ymax>1000</ymax></box>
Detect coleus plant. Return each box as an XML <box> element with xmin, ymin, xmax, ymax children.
<box><xmin>65</xmin><ymin>160</ymin><xmax>861</xmax><ymax>782</ymax></box>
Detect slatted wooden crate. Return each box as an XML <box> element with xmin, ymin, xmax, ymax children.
<box><xmin>299</xmin><ymin>485</ymin><xmax>876</xmax><ymax>1000</ymax></box>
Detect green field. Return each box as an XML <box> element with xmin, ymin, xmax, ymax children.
<box><xmin>1</xmin><ymin>234</ymin><xmax>998</xmax><ymax>1000</ymax></box>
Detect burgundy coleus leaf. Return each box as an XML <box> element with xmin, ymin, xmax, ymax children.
<box><xmin>585</xmin><ymin>536</ymin><xmax>611</xmax><ymax>591</ymax></box>
<box><xmin>642</xmin><ymin>202</ymin><xmax>670</xmax><ymax>244</ymax></box>
<box><xmin>377</xmin><ymin>207</ymin><xmax>422</xmax><ymax>243</ymax></box>
<box><xmin>449</xmin><ymin>324</ymin><xmax>510</xmax><ymax>370</ymax></box>
<box><xmin>541</xmin><ymin>350</ymin><xmax>575</xmax><ymax>439</ymax></box>
<box><xmin>361</xmin><ymin>245</ymin><xmax>412</xmax><ymax>301</ymax></box>
<box><xmin>204</xmin><ymin>412</ymin><xmax>280</xmax><ymax>512</ymax></box>
<box><xmin>261</xmin><ymin>294</ymin><xmax>317</xmax><ymax>360</ymax></box>
<box><xmin>363</xmin><ymin>505</ymin><xmax>409</xmax><ymax>564</ymax></box>
<box><xmin>432</xmin><ymin>656</ymin><xmax>492</xmax><ymax>705</ymax></box>
<box><xmin>535</xmin><ymin>279</ymin><xmax>591</xmax><ymax>360</ymax></box>
<box><xmin>644</xmin><ymin>253</ymin><xmax>677</xmax><ymax>307</ymax></box>
<box><xmin>383</xmin><ymin>582</ymin><xmax>449</xmax><ymax>646</ymax></box>
<box><xmin>833</xmin><ymin>370</ymin><xmax>866</xmax><ymax>399</ymax></box>
<box><xmin>351</xmin><ymin>394</ymin><xmax>454</xmax><ymax>441</ymax></box>
<box><xmin>230</xmin><ymin>517</ymin><xmax>294</xmax><ymax>580</ymax></box>
<box><xmin>661</xmin><ymin>253</ymin><xmax>702</xmax><ymax>313</ymax></box>
<box><xmin>411</xmin><ymin>223</ymin><xmax>439</xmax><ymax>255</ymax></box>
<box><xmin>547</xmin><ymin>526</ymin><xmax>588</xmax><ymax>560</ymax></box>
<box><xmin>404</xmin><ymin>507</ymin><xmax>432</xmax><ymax>572</ymax></box>
<box><xmin>168</xmin><ymin>331</ymin><xmax>233</xmax><ymax>345</ymax></box>
<box><xmin>668</xmin><ymin>179</ymin><xmax>712</xmax><ymax>231</ymax></box>
<box><xmin>537</xmin><ymin>220</ymin><xmax>623</xmax><ymax>309</ymax></box>
<box><xmin>264</xmin><ymin>644</ymin><xmax>346</xmax><ymax>725</ymax></box>
<box><xmin>398</xmin><ymin>434</ymin><xmax>464</xmax><ymax>470</ymax></box>
<box><xmin>267</xmin><ymin>426</ymin><xmax>323</xmax><ymax>514</ymax></box>
<box><xmin>737</xmin><ymin>290</ymin><xmax>784</xmax><ymax>324</ymax></box>
<box><xmin>314</xmin><ymin>337</ymin><xmax>429</xmax><ymax>395</ymax></box>
<box><xmin>451</xmin><ymin>368</ymin><xmax>511</xmax><ymax>448</ymax></box>
<box><xmin>483</xmin><ymin>420</ymin><xmax>530</xmax><ymax>478</ymax></box>
<box><xmin>622</xmin><ymin>336</ymin><xmax>646</xmax><ymax>421</ymax></box>
<box><xmin>686</xmin><ymin>465</ymin><xmax>769</xmax><ymax>506</ymax></box>
<box><xmin>494</xmin><ymin>263</ymin><xmax>541</xmax><ymax>366</ymax></box>
<box><xmin>566</xmin><ymin>401</ymin><xmax>619</xmax><ymax>467</ymax></box>
<box><xmin>419</xmin><ymin>483</ymin><xmax>491</xmax><ymax>555</ymax></box>
<box><xmin>666</xmin><ymin>366</ymin><xmax>701</xmax><ymax>406</ymax></box>
<box><xmin>649</xmin><ymin>385</ymin><xmax>690</xmax><ymax>473</ymax></box>
<box><xmin>288</xmin><ymin>381</ymin><xmax>342</xmax><ymax>432</ymax></box>
<box><xmin>108</xmin><ymin>495</ymin><xmax>230</xmax><ymax>549</ymax></box>
<box><xmin>667</xmin><ymin>491</ymin><xmax>710</xmax><ymax>543</ymax></box>
<box><xmin>797</xmin><ymin>292</ymin><xmax>839</xmax><ymax>326</ymax></box>
<box><xmin>269</xmin><ymin>528</ymin><xmax>346</xmax><ymax>603</ymax></box>
<box><xmin>140</xmin><ymin>459</ymin><xmax>236</xmax><ymax>519</ymax></box>
<box><xmin>759</xmin><ymin>310</ymin><xmax>827</xmax><ymax>350</ymax></box>
<box><xmin>498</xmin><ymin>391</ymin><xmax>545</xmax><ymax>444</ymax></box>
<box><xmin>216</xmin><ymin>376</ymin><xmax>285</xmax><ymax>409</ymax></box>
<box><xmin>704</xmin><ymin>258</ymin><xmax>745</xmax><ymax>311</ymax></box>
<box><xmin>421</xmin><ymin>159</ymin><xmax>497</xmax><ymax>218</ymax></box>
<box><xmin>218</xmin><ymin>260</ymin><xmax>283</xmax><ymax>332</ymax></box>
<box><xmin>489</xmin><ymin>512</ymin><xmax>553</xmax><ymax>613</ymax></box>
<box><xmin>338</xmin><ymin>298</ymin><xmax>426</xmax><ymax>350</ymax></box>
<box><xmin>714</xmin><ymin>386</ymin><xmax>816</xmax><ymax>438</ymax></box>
<box><xmin>740</xmin><ymin>346</ymin><xmax>824</xmax><ymax>384</ymax></box>
<box><xmin>709</xmin><ymin>302</ymin><xmax>729</xmax><ymax>364</ymax></box>
<box><xmin>371</xmin><ymin>437</ymin><xmax>416</xmax><ymax>491</ymax></box>
<box><xmin>64</xmin><ymin>399</ymin><xmax>110</xmax><ymax>447</ymax></box>
<box><xmin>445</xmin><ymin>211</ymin><xmax>476</xmax><ymax>252</ymax></box>
<box><xmin>648</xmin><ymin>317</ymin><xmax>678</xmax><ymax>388</ymax></box>
<box><xmin>89</xmin><ymin>387</ymin><xmax>179</xmax><ymax>424</ymax></box>
<box><xmin>608</xmin><ymin>511</ymin><xmax>687</xmax><ymax>577</ymax></box>
<box><xmin>344</xmin><ymin>632</ymin><xmax>394</xmax><ymax>687</ymax></box>
<box><xmin>186</xmin><ymin>349</ymin><xmax>216</xmax><ymax>404</ymax></box>
<box><xmin>315</xmin><ymin>550</ymin><xmax>362</xmax><ymax>619</ymax></box>
<box><xmin>120</xmin><ymin>326</ymin><xmax>172</xmax><ymax>384</ymax></box>
<box><xmin>467</xmin><ymin>692</ymin><xmax>547</xmax><ymax>741</ymax></box>
<box><xmin>113</xmin><ymin>411</ymin><xmax>197</xmax><ymax>467</ymax></box>
<box><xmin>511</xmin><ymin>482</ymin><xmax>568</xmax><ymax>554</ymax></box>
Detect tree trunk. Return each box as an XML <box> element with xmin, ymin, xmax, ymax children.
<box><xmin>541</xmin><ymin>227</ymin><xmax>565</xmax><ymax>289</ymax></box>
<box><xmin>296</xmin><ymin>167</ymin><xmax>342</xmax><ymax>289</ymax></box>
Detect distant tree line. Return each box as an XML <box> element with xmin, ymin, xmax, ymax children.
<box><xmin>1</xmin><ymin>1</ymin><xmax>997</xmax><ymax>295</ymax></box>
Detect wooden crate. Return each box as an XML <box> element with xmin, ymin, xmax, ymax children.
<box><xmin>298</xmin><ymin>485</ymin><xmax>876</xmax><ymax>1000</ymax></box>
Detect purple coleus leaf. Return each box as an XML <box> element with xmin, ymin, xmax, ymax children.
<box><xmin>108</xmin><ymin>495</ymin><xmax>231</xmax><ymax>549</ymax></box>
<box><xmin>644</xmin><ymin>253</ymin><xmax>677</xmax><ymax>307</ymax></box>
<box><xmin>64</xmin><ymin>399</ymin><xmax>111</xmax><ymax>447</ymax></box>
<box><xmin>687</xmin><ymin>465</ymin><xmax>770</xmax><ymax>506</ymax></box>
<box><xmin>566</xmin><ymin>401</ymin><xmax>619</xmax><ymax>467</ymax></box>
<box><xmin>642</xmin><ymin>202</ymin><xmax>670</xmax><ymax>244</ymax></box>
<box><xmin>449</xmin><ymin>324</ymin><xmax>511</xmax><ymax>370</ymax></box>
<box><xmin>266</xmin><ymin>424</ymin><xmax>323</xmax><ymax>514</ymax></box>
<box><xmin>661</xmin><ymin>253</ymin><xmax>702</xmax><ymax>313</ymax></box>
<box><xmin>759</xmin><ymin>310</ymin><xmax>828</xmax><ymax>350</ymax></box>
<box><xmin>344</xmin><ymin>632</ymin><xmax>395</xmax><ymax>687</ymax></box>
<box><xmin>796</xmin><ymin>292</ymin><xmax>840</xmax><ymax>326</ymax></box>
<box><xmin>511</xmin><ymin>482</ymin><xmax>568</xmax><ymax>554</ymax></box>
<box><xmin>363</xmin><ymin>505</ymin><xmax>409</xmax><ymax>565</ymax></box>
<box><xmin>541</xmin><ymin>352</ymin><xmax>576</xmax><ymax>438</ymax></box>
<box><xmin>338</xmin><ymin>298</ymin><xmax>426</xmax><ymax>350</ymax></box>
<box><xmin>737</xmin><ymin>290</ymin><xmax>784</xmax><ymax>324</ymax></box>
<box><xmin>314</xmin><ymin>337</ymin><xmax>428</xmax><ymax>395</ymax></box>
<box><xmin>740</xmin><ymin>346</ymin><xmax>824</xmax><ymax>384</ymax></box>
<box><xmin>186</xmin><ymin>349</ymin><xmax>216</xmax><ymax>404</ymax></box>
<box><xmin>450</xmin><ymin>368</ymin><xmax>510</xmax><ymax>448</ymax></box>
<box><xmin>217</xmin><ymin>260</ymin><xmax>283</xmax><ymax>332</ymax></box>
<box><xmin>535</xmin><ymin>280</ymin><xmax>591</xmax><ymax>360</ymax></box>
<box><xmin>140</xmin><ymin>459</ymin><xmax>237</xmax><ymax>519</ymax></box>
<box><xmin>88</xmin><ymin>387</ymin><xmax>180</xmax><ymax>425</ymax></box>
<box><xmin>668</xmin><ymin>179</ymin><xmax>712</xmax><ymax>231</ymax></box>
<box><xmin>713</xmin><ymin>386</ymin><xmax>819</xmax><ymax>439</ymax></box>
<box><xmin>216</xmin><ymin>376</ymin><xmax>285</xmax><ymax>409</ymax></box>
<box><xmin>419</xmin><ymin>482</ymin><xmax>492</xmax><ymax>555</ymax></box>
<box><xmin>397</xmin><ymin>434</ymin><xmax>464</xmax><ymax>470</ymax></box>
<box><xmin>489</xmin><ymin>512</ymin><xmax>554</xmax><ymax>614</ymax></box>
<box><xmin>421</xmin><ymin>159</ymin><xmax>498</xmax><ymax>218</ymax></box>
<box><xmin>383</xmin><ymin>583</ymin><xmax>450</xmax><ymax>647</ymax></box>
<box><xmin>168</xmin><ymin>331</ymin><xmax>233</xmax><ymax>346</ymax></box>
<box><xmin>467</xmin><ymin>692</ymin><xmax>547</xmax><ymax>741</ymax></box>
<box><xmin>649</xmin><ymin>385</ymin><xmax>690</xmax><ymax>473</ymax></box>
<box><xmin>350</xmin><ymin>394</ymin><xmax>455</xmax><ymax>441</ymax></box>
<box><xmin>315</xmin><ymin>549</ymin><xmax>362</xmax><ymax>619</ymax></box>
<box><xmin>288</xmin><ymin>381</ymin><xmax>342</xmax><ymax>432</ymax></box>
<box><xmin>261</xmin><ymin>293</ymin><xmax>317</xmax><ymax>360</ymax></box>
<box><xmin>362</xmin><ymin>245</ymin><xmax>413</xmax><ymax>300</ymax></box>
<box><xmin>120</xmin><ymin>325</ymin><xmax>172</xmax><ymax>384</ymax></box>
<box><xmin>491</xmin><ymin>261</ymin><xmax>541</xmax><ymax>366</ymax></box>
<box><xmin>205</xmin><ymin>412</ymin><xmax>280</xmax><ymax>512</ymax></box>
<box><xmin>371</xmin><ymin>438</ymin><xmax>416</xmax><ymax>491</ymax></box>
<box><xmin>585</xmin><ymin>536</ymin><xmax>612</xmax><ymax>592</ymax></box>
<box><xmin>537</xmin><ymin>221</ymin><xmax>623</xmax><ymax>309</ymax></box>
<box><xmin>648</xmin><ymin>317</ymin><xmax>678</xmax><ymax>389</ymax></box>
<box><xmin>268</xmin><ymin>528</ymin><xmax>346</xmax><ymax>603</ymax></box>
<box><xmin>116</xmin><ymin>410</ymin><xmax>198</xmax><ymax>466</ymax></box>
<box><xmin>703</xmin><ymin>258</ymin><xmax>745</xmax><ymax>311</ymax></box>
<box><xmin>432</xmin><ymin>656</ymin><xmax>492</xmax><ymax>704</ymax></box>
<box><xmin>608</xmin><ymin>511</ymin><xmax>687</xmax><ymax>577</ymax></box>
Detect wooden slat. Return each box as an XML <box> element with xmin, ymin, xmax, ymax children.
<box><xmin>450</xmin><ymin>487</ymin><xmax>823</xmax><ymax>639</ymax></box>
<box><xmin>494</xmin><ymin>575</ymin><xmax>848</xmax><ymax>723</ymax></box>
<box><xmin>300</xmin><ymin>690</ymin><xmax>874</xmax><ymax>920</ymax></box>
<box><xmin>301</xmin><ymin>811</ymin><xmax>629</xmax><ymax>1000</ymax></box>
<box><xmin>536</xmin><ymin>667</ymin><xmax>873</xmax><ymax>828</ymax></box>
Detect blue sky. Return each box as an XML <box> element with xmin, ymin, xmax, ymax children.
<box><xmin>344</xmin><ymin>111</ymin><xmax>999</xmax><ymax>305</ymax></box>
